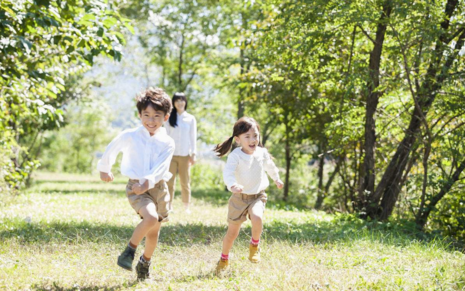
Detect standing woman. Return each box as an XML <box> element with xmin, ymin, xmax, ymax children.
<box><xmin>165</xmin><ymin>92</ymin><xmax>197</xmax><ymax>213</ymax></box>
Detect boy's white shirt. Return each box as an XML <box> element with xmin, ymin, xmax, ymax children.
<box><xmin>223</xmin><ymin>147</ymin><xmax>280</xmax><ymax>195</ymax></box>
<box><xmin>97</xmin><ymin>126</ymin><xmax>174</xmax><ymax>189</ymax></box>
<box><xmin>165</xmin><ymin>111</ymin><xmax>197</xmax><ymax>156</ymax></box>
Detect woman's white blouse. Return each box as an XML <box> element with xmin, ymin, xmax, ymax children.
<box><xmin>165</xmin><ymin>111</ymin><xmax>197</xmax><ymax>157</ymax></box>
<box><xmin>97</xmin><ymin>126</ymin><xmax>175</xmax><ymax>189</ymax></box>
<box><xmin>223</xmin><ymin>147</ymin><xmax>280</xmax><ymax>195</ymax></box>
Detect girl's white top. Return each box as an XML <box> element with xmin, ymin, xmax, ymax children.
<box><xmin>97</xmin><ymin>126</ymin><xmax>175</xmax><ymax>189</ymax></box>
<box><xmin>165</xmin><ymin>111</ymin><xmax>197</xmax><ymax>156</ymax></box>
<box><xmin>223</xmin><ymin>147</ymin><xmax>280</xmax><ymax>195</ymax></box>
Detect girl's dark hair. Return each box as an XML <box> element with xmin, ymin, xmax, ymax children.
<box><xmin>214</xmin><ymin>117</ymin><xmax>262</xmax><ymax>157</ymax></box>
<box><xmin>168</xmin><ymin>92</ymin><xmax>188</xmax><ymax>127</ymax></box>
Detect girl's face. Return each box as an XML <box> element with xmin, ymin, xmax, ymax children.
<box><xmin>235</xmin><ymin>126</ymin><xmax>260</xmax><ymax>155</ymax></box>
<box><xmin>174</xmin><ymin>99</ymin><xmax>186</xmax><ymax>113</ymax></box>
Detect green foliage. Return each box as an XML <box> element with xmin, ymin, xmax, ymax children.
<box><xmin>39</xmin><ymin>97</ymin><xmax>117</xmax><ymax>174</ymax></box>
<box><xmin>190</xmin><ymin>161</ymin><xmax>224</xmax><ymax>191</ymax></box>
<box><xmin>0</xmin><ymin>0</ymin><xmax>132</xmax><ymax>190</ymax></box>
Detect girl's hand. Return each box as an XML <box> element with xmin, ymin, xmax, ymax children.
<box><xmin>231</xmin><ymin>184</ymin><xmax>244</xmax><ymax>194</ymax></box>
<box><xmin>275</xmin><ymin>179</ymin><xmax>284</xmax><ymax>189</ymax></box>
<box><xmin>100</xmin><ymin>172</ymin><xmax>114</xmax><ymax>182</ymax></box>
<box><xmin>132</xmin><ymin>181</ymin><xmax>148</xmax><ymax>195</ymax></box>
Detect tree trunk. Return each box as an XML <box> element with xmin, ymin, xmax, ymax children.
<box><xmin>367</xmin><ymin>0</ymin><xmax>462</xmax><ymax>220</ymax></box>
<box><xmin>361</xmin><ymin>1</ymin><xmax>392</xmax><ymax>203</ymax></box>
<box><xmin>177</xmin><ymin>33</ymin><xmax>185</xmax><ymax>90</ymax></box>
<box><xmin>314</xmin><ymin>150</ymin><xmax>325</xmax><ymax>209</ymax></box>
<box><xmin>237</xmin><ymin>47</ymin><xmax>245</xmax><ymax>119</ymax></box>
<box><xmin>416</xmin><ymin>158</ymin><xmax>465</xmax><ymax>229</ymax></box>
<box><xmin>283</xmin><ymin>122</ymin><xmax>291</xmax><ymax>201</ymax></box>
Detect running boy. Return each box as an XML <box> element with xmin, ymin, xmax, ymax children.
<box><xmin>214</xmin><ymin>117</ymin><xmax>283</xmax><ymax>274</ymax></box>
<box><xmin>97</xmin><ymin>87</ymin><xmax>174</xmax><ymax>280</ymax></box>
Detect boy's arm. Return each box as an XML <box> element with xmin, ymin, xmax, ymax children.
<box><xmin>141</xmin><ymin>141</ymin><xmax>175</xmax><ymax>189</ymax></box>
<box><xmin>97</xmin><ymin>132</ymin><xmax>127</xmax><ymax>179</ymax></box>
<box><xmin>223</xmin><ymin>152</ymin><xmax>242</xmax><ymax>192</ymax></box>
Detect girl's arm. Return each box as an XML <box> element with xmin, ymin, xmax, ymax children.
<box><xmin>223</xmin><ymin>152</ymin><xmax>241</xmax><ymax>192</ymax></box>
<box><xmin>263</xmin><ymin>148</ymin><xmax>283</xmax><ymax>188</ymax></box>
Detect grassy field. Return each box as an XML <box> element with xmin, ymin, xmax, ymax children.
<box><xmin>0</xmin><ymin>172</ymin><xmax>464</xmax><ymax>290</ymax></box>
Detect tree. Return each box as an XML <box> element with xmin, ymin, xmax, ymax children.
<box><xmin>0</xmin><ymin>0</ymin><xmax>131</xmax><ymax>189</ymax></box>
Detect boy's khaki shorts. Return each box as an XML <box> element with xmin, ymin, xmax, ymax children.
<box><xmin>227</xmin><ymin>191</ymin><xmax>267</xmax><ymax>225</ymax></box>
<box><xmin>126</xmin><ymin>179</ymin><xmax>170</xmax><ymax>222</ymax></box>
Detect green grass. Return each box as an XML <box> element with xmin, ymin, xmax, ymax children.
<box><xmin>1</xmin><ymin>172</ymin><xmax>464</xmax><ymax>290</ymax></box>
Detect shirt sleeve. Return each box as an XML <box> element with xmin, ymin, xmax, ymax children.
<box><xmin>223</xmin><ymin>152</ymin><xmax>239</xmax><ymax>191</ymax></box>
<box><xmin>263</xmin><ymin>148</ymin><xmax>280</xmax><ymax>181</ymax></box>
<box><xmin>190</xmin><ymin>116</ymin><xmax>197</xmax><ymax>155</ymax></box>
<box><xmin>97</xmin><ymin>131</ymin><xmax>127</xmax><ymax>173</ymax></box>
<box><xmin>142</xmin><ymin>140</ymin><xmax>175</xmax><ymax>189</ymax></box>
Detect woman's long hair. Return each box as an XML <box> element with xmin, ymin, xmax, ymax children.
<box><xmin>168</xmin><ymin>92</ymin><xmax>188</xmax><ymax>127</ymax></box>
<box><xmin>214</xmin><ymin>117</ymin><xmax>262</xmax><ymax>157</ymax></box>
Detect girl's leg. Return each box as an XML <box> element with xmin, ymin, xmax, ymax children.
<box><xmin>249</xmin><ymin>201</ymin><xmax>265</xmax><ymax>242</ymax></box>
<box><xmin>129</xmin><ymin>203</ymin><xmax>159</xmax><ymax>247</ymax></box>
<box><xmin>221</xmin><ymin>222</ymin><xmax>242</xmax><ymax>255</ymax></box>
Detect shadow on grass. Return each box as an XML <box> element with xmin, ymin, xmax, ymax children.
<box><xmin>191</xmin><ymin>188</ymin><xmax>230</xmax><ymax>206</ymax></box>
<box><xmin>1</xmin><ymin>215</ymin><xmax>449</xmax><ymax>250</ymax></box>
<box><xmin>0</xmin><ymin>219</ymin><xmax>226</xmax><ymax>246</ymax></box>
<box><xmin>32</xmin><ymin>280</ymin><xmax>139</xmax><ymax>291</ymax></box>
<box><xmin>31</xmin><ymin>189</ymin><xmax>126</xmax><ymax>195</ymax></box>
<box><xmin>32</xmin><ymin>180</ymin><xmax>128</xmax><ymax>185</ymax></box>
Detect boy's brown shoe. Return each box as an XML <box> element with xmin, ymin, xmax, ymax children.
<box><xmin>248</xmin><ymin>244</ymin><xmax>260</xmax><ymax>263</ymax></box>
<box><xmin>117</xmin><ymin>246</ymin><xmax>135</xmax><ymax>271</ymax></box>
<box><xmin>136</xmin><ymin>258</ymin><xmax>151</xmax><ymax>281</ymax></box>
<box><xmin>216</xmin><ymin>258</ymin><xmax>229</xmax><ymax>275</ymax></box>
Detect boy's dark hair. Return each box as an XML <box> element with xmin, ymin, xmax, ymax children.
<box><xmin>214</xmin><ymin>117</ymin><xmax>262</xmax><ymax>157</ymax></box>
<box><xmin>168</xmin><ymin>92</ymin><xmax>188</xmax><ymax>127</ymax></box>
<box><xmin>136</xmin><ymin>87</ymin><xmax>172</xmax><ymax>115</ymax></box>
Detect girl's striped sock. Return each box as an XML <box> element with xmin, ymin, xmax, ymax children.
<box><xmin>251</xmin><ymin>238</ymin><xmax>260</xmax><ymax>246</ymax></box>
<box><xmin>221</xmin><ymin>253</ymin><xmax>229</xmax><ymax>261</ymax></box>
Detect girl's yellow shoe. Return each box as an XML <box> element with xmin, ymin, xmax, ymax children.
<box><xmin>216</xmin><ymin>258</ymin><xmax>229</xmax><ymax>275</ymax></box>
<box><xmin>249</xmin><ymin>244</ymin><xmax>261</xmax><ymax>263</ymax></box>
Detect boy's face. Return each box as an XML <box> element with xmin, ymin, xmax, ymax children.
<box><xmin>139</xmin><ymin>105</ymin><xmax>169</xmax><ymax>136</ymax></box>
<box><xmin>234</xmin><ymin>126</ymin><xmax>260</xmax><ymax>155</ymax></box>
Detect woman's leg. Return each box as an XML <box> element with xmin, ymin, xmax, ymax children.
<box><xmin>178</xmin><ymin>156</ymin><xmax>191</xmax><ymax>211</ymax></box>
<box><xmin>167</xmin><ymin>157</ymin><xmax>178</xmax><ymax>209</ymax></box>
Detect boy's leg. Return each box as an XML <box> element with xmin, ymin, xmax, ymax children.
<box><xmin>178</xmin><ymin>156</ymin><xmax>191</xmax><ymax>211</ymax></box>
<box><xmin>142</xmin><ymin>220</ymin><xmax>162</xmax><ymax>260</ymax></box>
<box><xmin>129</xmin><ymin>203</ymin><xmax>159</xmax><ymax>247</ymax></box>
<box><xmin>135</xmin><ymin>220</ymin><xmax>161</xmax><ymax>280</ymax></box>
<box><xmin>167</xmin><ymin>157</ymin><xmax>178</xmax><ymax>208</ymax></box>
